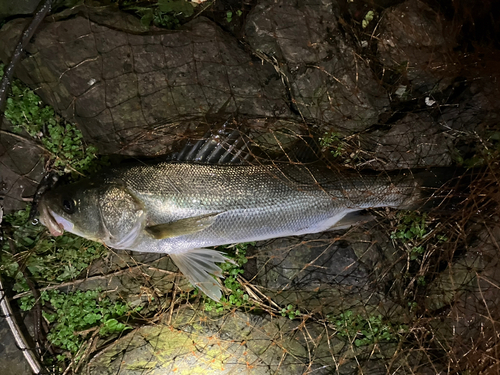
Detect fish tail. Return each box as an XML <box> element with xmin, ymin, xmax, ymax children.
<box><xmin>409</xmin><ymin>167</ymin><xmax>473</xmax><ymax>211</ymax></box>
<box><xmin>170</xmin><ymin>249</ymin><xmax>230</xmax><ymax>301</ymax></box>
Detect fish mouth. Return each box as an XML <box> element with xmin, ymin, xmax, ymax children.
<box><xmin>39</xmin><ymin>202</ymin><xmax>67</xmax><ymax>237</ymax></box>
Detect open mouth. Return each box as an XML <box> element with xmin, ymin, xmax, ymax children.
<box><xmin>39</xmin><ymin>202</ymin><xmax>65</xmax><ymax>237</ymax></box>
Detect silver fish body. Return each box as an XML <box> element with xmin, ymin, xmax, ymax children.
<box><xmin>38</xmin><ymin>162</ymin><xmax>422</xmax><ymax>300</ymax></box>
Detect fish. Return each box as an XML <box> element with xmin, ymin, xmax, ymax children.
<box><xmin>37</xmin><ymin>155</ymin><xmax>447</xmax><ymax>301</ymax></box>
<box><xmin>36</xmin><ymin>128</ymin><xmax>459</xmax><ymax>301</ymax></box>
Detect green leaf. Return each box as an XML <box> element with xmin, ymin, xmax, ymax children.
<box><xmin>158</xmin><ymin>0</ymin><xmax>194</xmax><ymax>16</ymax></box>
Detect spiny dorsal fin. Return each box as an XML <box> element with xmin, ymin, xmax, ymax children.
<box><xmin>145</xmin><ymin>212</ymin><xmax>220</xmax><ymax>239</ymax></box>
<box><xmin>171</xmin><ymin>121</ymin><xmax>326</xmax><ymax>166</ymax></box>
<box><xmin>173</xmin><ymin>123</ymin><xmax>254</xmax><ymax>164</ymax></box>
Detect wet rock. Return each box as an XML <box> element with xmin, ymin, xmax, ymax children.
<box><xmin>87</xmin><ymin>304</ymin><xmax>439</xmax><ymax>375</ymax></box>
<box><xmin>248</xmin><ymin>231</ymin><xmax>408</xmax><ymax>318</ymax></box>
<box><xmin>244</xmin><ymin>0</ymin><xmax>389</xmax><ymax>132</ymax></box>
<box><xmin>0</xmin><ymin>0</ymin><xmax>39</xmax><ymax>20</ymax></box>
<box><xmin>424</xmin><ymin>251</ymin><xmax>482</xmax><ymax>312</ymax></box>
<box><xmin>363</xmin><ymin>112</ymin><xmax>453</xmax><ymax>169</ymax></box>
<box><xmin>87</xmin><ymin>309</ymin><xmax>336</xmax><ymax>375</ymax></box>
<box><xmin>425</xmin><ymin>224</ymin><xmax>500</xmax><ymax>366</ymax></box>
<box><xmin>348</xmin><ymin>224</ymin><xmax>405</xmax><ymax>284</ymax></box>
<box><xmin>0</xmin><ymin>12</ymin><xmax>291</xmax><ymax>155</ymax></box>
<box><xmin>253</xmin><ymin>233</ymin><xmax>368</xmax><ymax>290</ymax></box>
<box><xmin>0</xmin><ymin>121</ymin><xmax>44</xmax><ymax>214</ymax></box>
<box><xmin>0</xmin><ymin>317</ymin><xmax>32</xmax><ymax>375</ymax></box>
<box><xmin>377</xmin><ymin>0</ymin><xmax>456</xmax><ymax>93</ymax></box>
<box><xmin>438</xmin><ymin>79</ymin><xmax>500</xmax><ymax>134</ymax></box>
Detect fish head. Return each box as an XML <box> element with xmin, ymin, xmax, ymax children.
<box><xmin>39</xmin><ymin>180</ymin><xmax>145</xmax><ymax>248</ymax></box>
<box><xmin>38</xmin><ymin>180</ymin><xmax>104</xmax><ymax>240</ymax></box>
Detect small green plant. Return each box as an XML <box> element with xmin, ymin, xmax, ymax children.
<box><xmin>391</xmin><ymin>211</ymin><xmax>448</xmax><ymax>261</ymax></box>
<box><xmin>408</xmin><ymin>301</ymin><xmax>418</xmax><ymax>310</ymax></box>
<box><xmin>417</xmin><ymin>276</ymin><xmax>426</xmax><ymax>286</ymax></box>
<box><xmin>0</xmin><ymin>207</ymin><xmax>107</xmax><ymax>310</ymax></box>
<box><xmin>409</xmin><ymin>245</ymin><xmax>425</xmax><ymax>261</ymax></box>
<box><xmin>329</xmin><ymin>310</ymin><xmax>407</xmax><ymax>347</ymax></box>
<box><xmin>1</xmin><ymin>209</ymin><xmax>136</xmax><ymax>364</ymax></box>
<box><xmin>41</xmin><ymin>289</ymin><xmax>140</xmax><ymax>356</ymax></box>
<box><xmin>320</xmin><ymin>132</ymin><xmax>345</xmax><ymax>158</ymax></box>
<box><xmin>391</xmin><ymin>211</ymin><xmax>428</xmax><ymax>242</ymax></box>
<box><xmin>202</xmin><ymin>242</ymin><xmax>253</xmax><ymax>313</ymax></box>
<box><xmin>362</xmin><ymin>11</ymin><xmax>375</xmax><ymax>29</ymax></box>
<box><xmin>391</xmin><ymin>211</ymin><xmax>430</xmax><ymax>260</ymax></box>
<box><xmin>453</xmin><ymin>131</ymin><xmax>500</xmax><ymax>168</ymax></box>
<box><xmin>226</xmin><ymin>9</ymin><xmax>243</xmax><ymax>23</ymax></box>
<box><xmin>280</xmin><ymin>304</ymin><xmax>301</xmax><ymax>320</ymax></box>
<box><xmin>124</xmin><ymin>0</ymin><xmax>194</xmax><ymax>29</ymax></box>
<box><xmin>0</xmin><ymin>64</ymin><xmax>100</xmax><ymax>175</ymax></box>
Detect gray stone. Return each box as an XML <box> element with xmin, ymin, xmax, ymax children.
<box><xmin>0</xmin><ymin>316</ymin><xmax>33</xmax><ymax>375</ymax></box>
<box><xmin>377</xmin><ymin>0</ymin><xmax>456</xmax><ymax>92</ymax></box>
<box><xmin>87</xmin><ymin>309</ymin><xmax>332</xmax><ymax>375</ymax></box>
<box><xmin>0</xmin><ymin>0</ymin><xmax>40</xmax><ymax>20</ymax></box>
<box><xmin>0</xmin><ymin>14</ymin><xmax>291</xmax><ymax>156</ymax></box>
<box><xmin>362</xmin><ymin>112</ymin><xmax>453</xmax><ymax>169</ymax></box>
<box><xmin>0</xmin><ymin>121</ymin><xmax>44</xmax><ymax>214</ymax></box>
<box><xmin>244</xmin><ymin>0</ymin><xmax>390</xmax><ymax>132</ymax></box>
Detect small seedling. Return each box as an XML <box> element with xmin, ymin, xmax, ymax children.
<box><xmin>362</xmin><ymin>11</ymin><xmax>375</xmax><ymax>29</ymax></box>
<box><xmin>202</xmin><ymin>242</ymin><xmax>254</xmax><ymax>312</ymax></box>
<box><xmin>320</xmin><ymin>132</ymin><xmax>345</xmax><ymax>158</ymax></box>
<box><xmin>41</xmin><ymin>289</ymin><xmax>141</xmax><ymax>356</ymax></box>
<box><xmin>1</xmin><ymin>207</ymin><xmax>108</xmax><ymax>310</ymax></box>
<box><xmin>226</xmin><ymin>9</ymin><xmax>243</xmax><ymax>23</ymax></box>
<box><xmin>123</xmin><ymin>0</ymin><xmax>194</xmax><ymax>29</ymax></box>
<box><xmin>329</xmin><ymin>310</ymin><xmax>407</xmax><ymax>347</ymax></box>
<box><xmin>0</xmin><ymin>64</ymin><xmax>101</xmax><ymax>175</ymax></box>
<box><xmin>391</xmin><ymin>211</ymin><xmax>448</xmax><ymax>262</ymax></box>
<box><xmin>280</xmin><ymin>304</ymin><xmax>301</xmax><ymax>320</ymax></box>
<box><xmin>391</xmin><ymin>211</ymin><xmax>428</xmax><ymax>242</ymax></box>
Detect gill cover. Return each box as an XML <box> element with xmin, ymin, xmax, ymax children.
<box><xmin>99</xmin><ymin>184</ymin><xmax>145</xmax><ymax>248</ymax></box>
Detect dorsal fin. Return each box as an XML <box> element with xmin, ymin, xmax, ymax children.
<box><xmin>171</xmin><ymin>121</ymin><xmax>325</xmax><ymax>166</ymax></box>
<box><xmin>172</xmin><ymin>122</ymin><xmax>254</xmax><ymax>164</ymax></box>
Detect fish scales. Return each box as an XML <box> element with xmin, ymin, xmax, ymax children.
<box><xmin>38</xmin><ymin>161</ymin><xmax>421</xmax><ymax>300</ymax></box>
<box><xmin>106</xmin><ymin>163</ymin><xmax>416</xmax><ymax>251</ymax></box>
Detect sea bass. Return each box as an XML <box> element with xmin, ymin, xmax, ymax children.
<box><xmin>38</xmin><ymin>161</ymin><xmax>428</xmax><ymax>300</ymax></box>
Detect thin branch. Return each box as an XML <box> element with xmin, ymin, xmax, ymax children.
<box><xmin>11</xmin><ymin>265</ymin><xmax>145</xmax><ymax>300</ymax></box>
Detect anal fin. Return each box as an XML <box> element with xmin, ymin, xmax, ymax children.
<box><xmin>328</xmin><ymin>211</ymin><xmax>375</xmax><ymax>231</ymax></box>
<box><xmin>169</xmin><ymin>248</ymin><xmax>231</xmax><ymax>301</ymax></box>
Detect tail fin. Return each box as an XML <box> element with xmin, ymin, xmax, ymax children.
<box><xmin>409</xmin><ymin>167</ymin><xmax>474</xmax><ymax>211</ymax></box>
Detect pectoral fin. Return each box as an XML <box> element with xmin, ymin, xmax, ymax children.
<box><xmin>170</xmin><ymin>249</ymin><xmax>232</xmax><ymax>301</ymax></box>
<box><xmin>146</xmin><ymin>213</ymin><xmax>220</xmax><ymax>239</ymax></box>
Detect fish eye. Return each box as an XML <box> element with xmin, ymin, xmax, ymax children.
<box><xmin>62</xmin><ymin>198</ymin><xmax>76</xmax><ymax>214</ymax></box>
